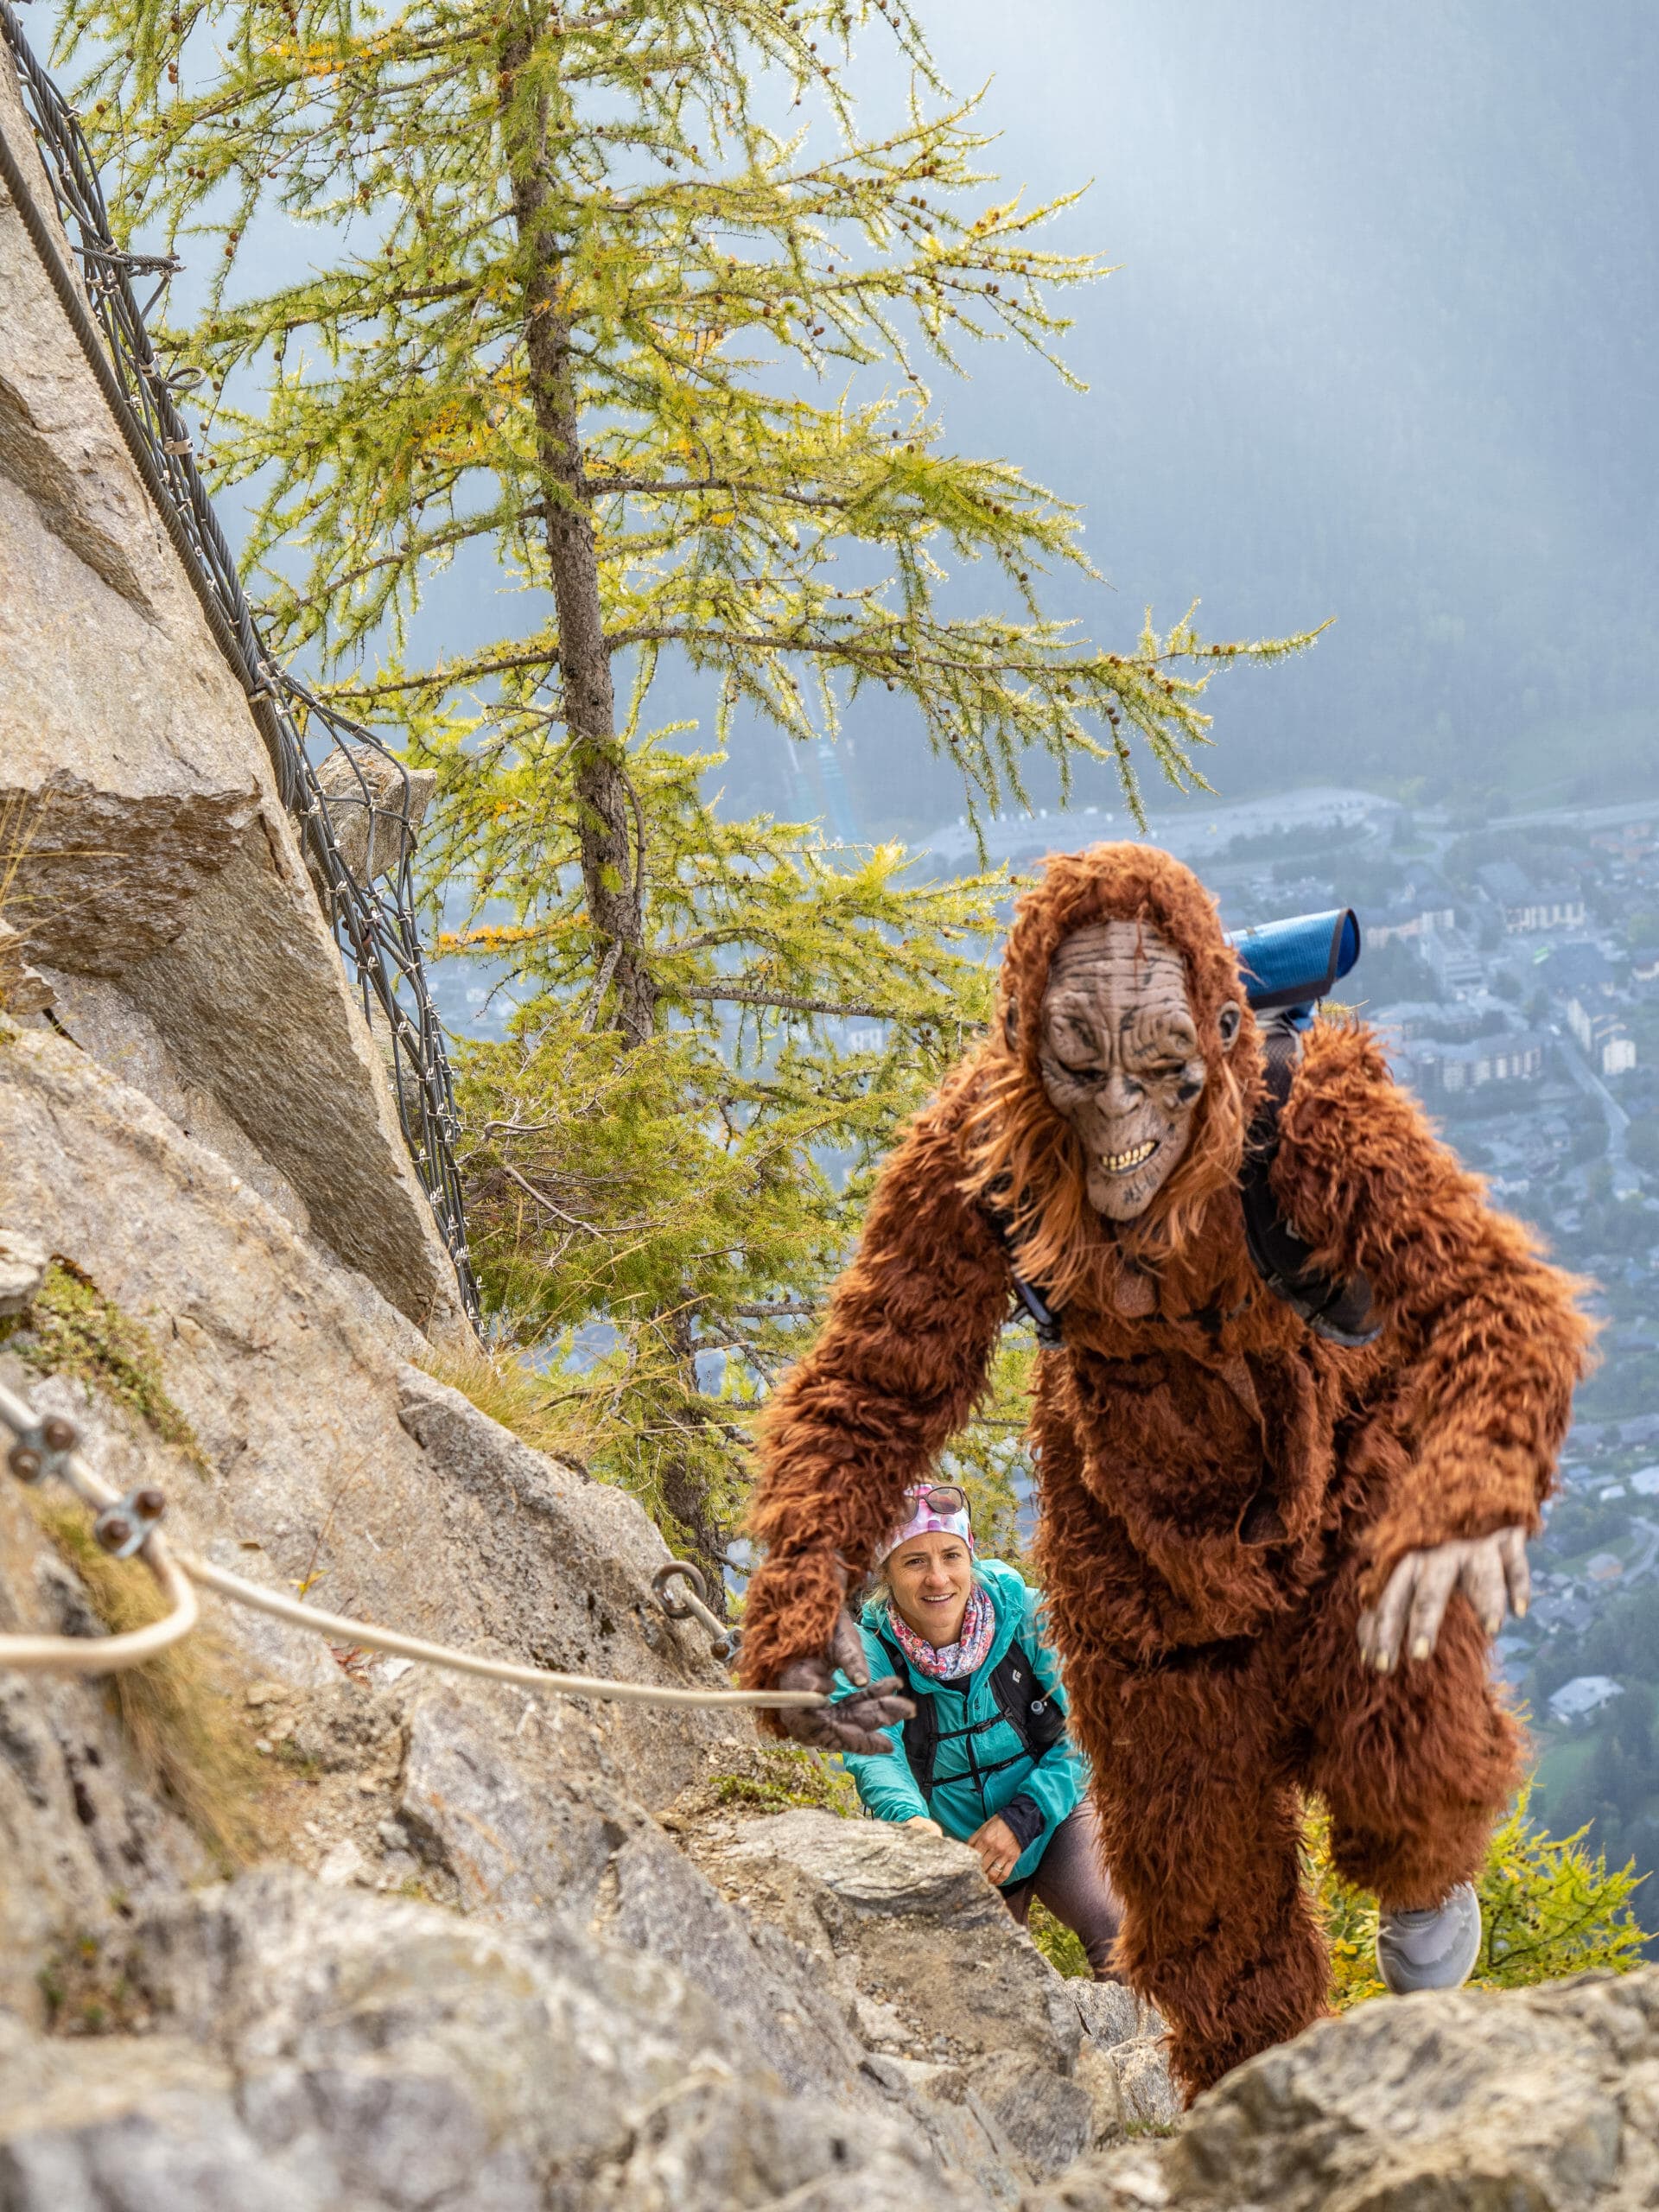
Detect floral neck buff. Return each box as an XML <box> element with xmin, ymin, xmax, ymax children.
<box><xmin>886</xmin><ymin>1582</ymin><xmax>995</xmax><ymax>1681</ymax></box>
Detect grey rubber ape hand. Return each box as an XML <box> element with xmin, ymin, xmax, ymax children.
<box><xmin>1357</xmin><ymin>1526</ymin><xmax>1530</xmax><ymax>1673</ymax></box>
<box><xmin>773</xmin><ymin>1607</ymin><xmax>915</xmax><ymax>1755</ymax></box>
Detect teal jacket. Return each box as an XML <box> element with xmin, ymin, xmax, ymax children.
<box><xmin>833</xmin><ymin>1557</ymin><xmax>1087</xmax><ymax>1885</ymax></box>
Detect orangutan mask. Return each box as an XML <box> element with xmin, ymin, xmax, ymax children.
<box><xmin>1028</xmin><ymin>920</ymin><xmax>1240</xmax><ymax>1220</ymax></box>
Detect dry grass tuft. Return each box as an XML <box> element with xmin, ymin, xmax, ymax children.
<box><xmin>31</xmin><ymin>1497</ymin><xmax>264</xmax><ymax>1870</ymax></box>
<box><xmin>418</xmin><ymin>1338</ymin><xmax>594</xmax><ymax>1470</ymax></box>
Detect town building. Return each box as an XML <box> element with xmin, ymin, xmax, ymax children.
<box><xmin>1477</xmin><ymin>860</ymin><xmax>1587</xmax><ymax>933</ymax></box>
<box><xmin>1409</xmin><ymin>1032</ymin><xmax>1546</xmax><ymax>1095</ymax></box>
<box><xmin>1567</xmin><ymin>997</ymin><xmax>1638</xmax><ymax>1075</ymax></box>
<box><xmin>1548</xmin><ymin>1675</ymin><xmax>1625</xmax><ymax>1724</ymax></box>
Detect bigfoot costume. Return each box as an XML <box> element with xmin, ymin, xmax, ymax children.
<box><xmin>739</xmin><ymin>844</ymin><xmax>1589</xmax><ymax>2097</ymax></box>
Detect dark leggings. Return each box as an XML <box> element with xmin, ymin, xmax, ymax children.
<box><xmin>1001</xmin><ymin>1800</ymin><xmax>1124</xmax><ymax>1980</ymax></box>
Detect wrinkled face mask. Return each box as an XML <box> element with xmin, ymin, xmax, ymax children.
<box><xmin>1028</xmin><ymin>920</ymin><xmax>1240</xmax><ymax>1221</ymax></box>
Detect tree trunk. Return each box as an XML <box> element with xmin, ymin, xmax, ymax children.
<box><xmin>658</xmin><ymin>1307</ymin><xmax>733</xmax><ymax>1616</ymax></box>
<box><xmin>496</xmin><ymin>19</ymin><xmax>728</xmax><ymax>1585</ymax></box>
<box><xmin>498</xmin><ymin>16</ymin><xmax>656</xmax><ymax>1046</ymax></box>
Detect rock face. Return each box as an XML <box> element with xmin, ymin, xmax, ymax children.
<box><xmin>0</xmin><ymin>1871</ymin><xmax>947</xmax><ymax>2212</ymax></box>
<box><xmin>0</xmin><ymin>51</ymin><xmax>461</xmax><ymax>1336</ymax></box>
<box><xmin>0</xmin><ymin>1020</ymin><xmax>738</xmax><ymax>1827</ymax></box>
<box><xmin>313</xmin><ymin>742</ymin><xmax>439</xmax><ymax>888</ymax></box>
<box><xmin>1038</xmin><ymin>1967</ymin><xmax>1659</xmax><ymax>2211</ymax></box>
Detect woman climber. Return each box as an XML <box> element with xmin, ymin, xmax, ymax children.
<box><xmin>834</xmin><ymin>1481</ymin><xmax>1123</xmax><ymax>1979</ymax></box>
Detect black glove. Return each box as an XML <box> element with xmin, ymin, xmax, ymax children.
<box><xmin>774</xmin><ymin>1607</ymin><xmax>915</xmax><ymax>1756</ymax></box>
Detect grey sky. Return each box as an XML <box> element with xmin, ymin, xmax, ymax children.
<box><xmin>780</xmin><ymin>0</ymin><xmax>1658</xmax><ymax>839</ymax></box>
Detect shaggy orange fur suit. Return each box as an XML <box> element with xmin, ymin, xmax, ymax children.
<box><xmin>739</xmin><ymin>845</ymin><xmax>1590</xmax><ymax>2097</ymax></box>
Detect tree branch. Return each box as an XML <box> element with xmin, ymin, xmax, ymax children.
<box><xmin>676</xmin><ymin>982</ymin><xmax>892</xmax><ymax>1019</ymax></box>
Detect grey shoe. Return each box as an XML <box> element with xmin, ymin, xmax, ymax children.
<box><xmin>1375</xmin><ymin>1882</ymin><xmax>1483</xmax><ymax>1995</ymax></box>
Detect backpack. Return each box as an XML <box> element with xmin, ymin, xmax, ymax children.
<box><xmin>874</xmin><ymin>1626</ymin><xmax>1067</xmax><ymax>1799</ymax></box>
<box><xmin>996</xmin><ymin>1014</ymin><xmax>1382</xmax><ymax>1352</ymax></box>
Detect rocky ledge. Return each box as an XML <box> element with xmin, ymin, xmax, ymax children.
<box><xmin>1039</xmin><ymin>1964</ymin><xmax>1659</xmax><ymax>2212</ymax></box>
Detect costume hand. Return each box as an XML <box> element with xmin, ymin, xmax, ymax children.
<box><xmin>1357</xmin><ymin>1526</ymin><xmax>1530</xmax><ymax>1673</ymax></box>
<box><xmin>968</xmin><ymin>1814</ymin><xmax>1022</xmax><ymax>1886</ymax></box>
<box><xmin>902</xmin><ymin>1815</ymin><xmax>944</xmax><ymax>1838</ymax></box>
<box><xmin>772</xmin><ymin>1606</ymin><xmax>916</xmax><ymax>1755</ymax></box>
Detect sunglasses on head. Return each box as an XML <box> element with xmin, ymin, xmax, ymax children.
<box><xmin>903</xmin><ymin>1483</ymin><xmax>969</xmax><ymax>1516</ymax></box>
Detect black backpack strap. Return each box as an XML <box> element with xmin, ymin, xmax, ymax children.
<box><xmin>876</xmin><ymin>1628</ymin><xmax>1065</xmax><ymax>1796</ymax></box>
<box><xmin>875</xmin><ymin>1628</ymin><xmax>937</xmax><ymax>1796</ymax></box>
<box><xmin>1241</xmin><ymin>1024</ymin><xmax>1382</xmax><ymax>1348</ymax></box>
<box><xmin>988</xmin><ymin>1636</ymin><xmax>1068</xmax><ymax>1761</ymax></box>
<box><xmin>982</xmin><ymin>1190</ymin><xmax>1066</xmax><ymax>1348</ymax></box>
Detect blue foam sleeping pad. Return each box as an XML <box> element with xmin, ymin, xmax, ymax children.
<box><xmin>1227</xmin><ymin>908</ymin><xmax>1361</xmax><ymax>1015</ymax></box>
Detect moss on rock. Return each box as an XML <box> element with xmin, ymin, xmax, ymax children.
<box><xmin>4</xmin><ymin>1259</ymin><xmax>205</xmax><ymax>1469</ymax></box>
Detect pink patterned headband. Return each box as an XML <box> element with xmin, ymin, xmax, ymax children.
<box><xmin>880</xmin><ymin>1482</ymin><xmax>975</xmax><ymax>1564</ymax></box>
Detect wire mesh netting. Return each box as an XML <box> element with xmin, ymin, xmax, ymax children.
<box><xmin>0</xmin><ymin>0</ymin><xmax>478</xmax><ymax>1322</ymax></box>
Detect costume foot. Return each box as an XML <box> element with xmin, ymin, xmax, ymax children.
<box><xmin>1375</xmin><ymin>1882</ymin><xmax>1482</xmax><ymax>1994</ymax></box>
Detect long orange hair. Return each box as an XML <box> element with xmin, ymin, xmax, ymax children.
<box><xmin>959</xmin><ymin>844</ymin><xmax>1267</xmax><ymax>1314</ymax></box>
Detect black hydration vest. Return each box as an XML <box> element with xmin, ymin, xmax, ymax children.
<box><xmin>874</xmin><ymin>1628</ymin><xmax>1067</xmax><ymax>1798</ymax></box>
<box><xmin>996</xmin><ymin>1018</ymin><xmax>1382</xmax><ymax>1351</ymax></box>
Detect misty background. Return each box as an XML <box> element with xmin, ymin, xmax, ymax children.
<box><xmin>678</xmin><ymin>0</ymin><xmax>1659</xmax><ymax>844</ymax></box>
<box><xmin>811</xmin><ymin>0</ymin><xmax>1659</xmax><ymax>841</ymax></box>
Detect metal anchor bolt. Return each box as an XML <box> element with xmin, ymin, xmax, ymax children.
<box><xmin>7</xmin><ymin>1442</ymin><xmax>44</xmax><ymax>1482</ymax></box>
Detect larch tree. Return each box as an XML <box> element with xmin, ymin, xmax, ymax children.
<box><xmin>63</xmin><ymin>0</ymin><xmax>1317</xmax><ymax>1586</ymax></box>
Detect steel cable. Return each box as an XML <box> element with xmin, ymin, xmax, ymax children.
<box><xmin>175</xmin><ymin>1553</ymin><xmax>818</xmax><ymax>1711</ymax></box>
<box><xmin>0</xmin><ymin>1377</ymin><xmax>200</xmax><ymax>1669</ymax></box>
<box><xmin>0</xmin><ymin>1378</ymin><xmax>821</xmax><ymax>1711</ymax></box>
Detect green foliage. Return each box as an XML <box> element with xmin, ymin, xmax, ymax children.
<box><xmin>60</xmin><ymin>0</ymin><xmax>1315</xmax><ymax>830</ymax></box>
<box><xmin>1028</xmin><ymin>1897</ymin><xmax>1089</xmax><ymax>1980</ymax></box>
<box><xmin>1306</xmin><ymin>1782</ymin><xmax>1649</xmax><ymax>2011</ymax></box>
<box><xmin>450</xmin><ymin>805</ymin><xmax>1007</xmax><ymax>1553</ymax></box>
<box><xmin>4</xmin><ymin>1261</ymin><xmax>204</xmax><ymax>1468</ymax></box>
<box><xmin>61</xmin><ymin>0</ymin><xmax>1316</xmax><ymax>1572</ymax></box>
<box><xmin>711</xmin><ymin>1745</ymin><xmax>856</xmax><ymax>1815</ymax></box>
<box><xmin>675</xmin><ymin>1743</ymin><xmax>858</xmax><ymax>1819</ymax></box>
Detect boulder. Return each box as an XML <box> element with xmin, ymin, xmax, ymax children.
<box><xmin>312</xmin><ymin>743</ymin><xmax>438</xmax><ymax>888</ymax></box>
<box><xmin>678</xmin><ymin>1807</ymin><xmax>1129</xmax><ymax>2181</ymax></box>
<box><xmin>691</xmin><ymin>1808</ymin><xmax>1082</xmax><ymax>2075</ymax></box>
<box><xmin>1065</xmin><ymin>1983</ymin><xmax>1179</xmax><ymax>2137</ymax></box>
<box><xmin>0</xmin><ymin>1866</ymin><xmax>1001</xmax><ymax>2212</ymax></box>
<box><xmin>1030</xmin><ymin>1966</ymin><xmax>1659</xmax><ymax>2210</ymax></box>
